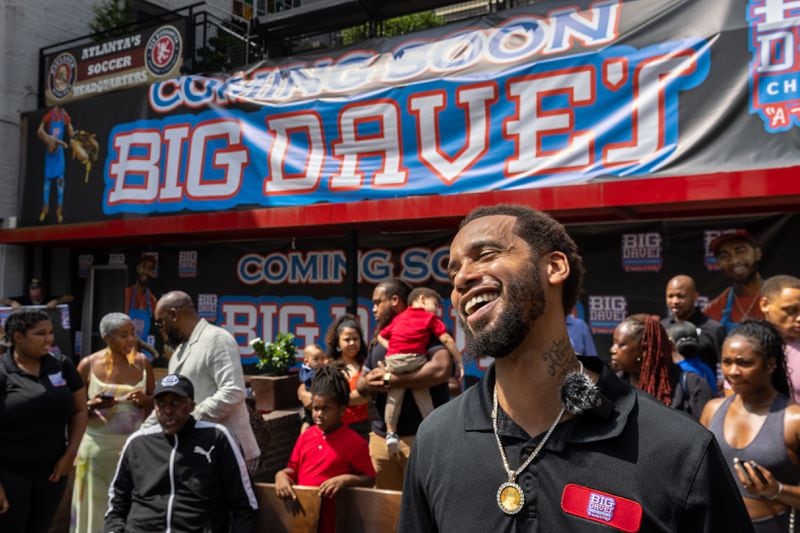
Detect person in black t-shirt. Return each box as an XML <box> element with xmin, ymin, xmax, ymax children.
<box><xmin>357</xmin><ymin>278</ymin><xmax>452</xmax><ymax>490</ymax></box>
<box><xmin>0</xmin><ymin>309</ymin><xmax>87</xmax><ymax>533</ymax></box>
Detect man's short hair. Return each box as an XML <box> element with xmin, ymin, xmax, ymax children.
<box><xmin>377</xmin><ymin>277</ymin><xmax>411</xmax><ymax>305</ymax></box>
<box><xmin>408</xmin><ymin>287</ymin><xmax>441</xmax><ymax>306</ymax></box>
<box><xmin>460</xmin><ymin>204</ymin><xmax>585</xmax><ymax>315</ymax></box>
<box><xmin>762</xmin><ymin>275</ymin><xmax>800</xmax><ymax>299</ymax></box>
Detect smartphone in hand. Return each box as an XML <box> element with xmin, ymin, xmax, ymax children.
<box><xmin>749</xmin><ymin>460</ymin><xmax>769</xmax><ymax>484</ymax></box>
<box><xmin>733</xmin><ymin>457</ymin><xmax>755</xmax><ymax>484</ymax></box>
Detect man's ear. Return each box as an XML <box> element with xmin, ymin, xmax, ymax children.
<box><xmin>755</xmin><ymin>247</ymin><xmax>763</xmax><ymax>262</ymax></box>
<box><xmin>545</xmin><ymin>251</ymin><xmax>570</xmax><ymax>286</ymax></box>
<box><xmin>759</xmin><ymin>296</ymin><xmax>770</xmax><ymax>316</ymax></box>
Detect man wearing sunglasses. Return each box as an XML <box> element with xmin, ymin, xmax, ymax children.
<box><xmin>143</xmin><ymin>291</ymin><xmax>260</xmax><ymax>472</ymax></box>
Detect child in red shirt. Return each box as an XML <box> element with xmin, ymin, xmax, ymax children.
<box><xmin>378</xmin><ymin>287</ymin><xmax>461</xmax><ymax>453</ymax></box>
<box><xmin>275</xmin><ymin>365</ymin><xmax>375</xmax><ymax>533</ymax></box>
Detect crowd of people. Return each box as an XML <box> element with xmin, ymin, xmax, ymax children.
<box><xmin>0</xmin><ymin>205</ymin><xmax>799</xmax><ymax>532</ymax></box>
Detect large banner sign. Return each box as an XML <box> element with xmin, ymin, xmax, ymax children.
<box><xmin>21</xmin><ymin>0</ymin><xmax>800</xmax><ymax>226</ymax></box>
<box><xmin>70</xmin><ymin>213</ymin><xmax>800</xmax><ymax>368</ymax></box>
<box><xmin>43</xmin><ymin>21</ymin><xmax>184</xmax><ymax>106</ymax></box>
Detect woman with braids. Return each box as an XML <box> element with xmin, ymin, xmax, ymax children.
<box><xmin>324</xmin><ymin>314</ymin><xmax>370</xmax><ymax>440</ymax></box>
<box><xmin>71</xmin><ymin>312</ymin><xmax>154</xmax><ymax>533</ymax></box>
<box><xmin>0</xmin><ymin>309</ymin><xmax>87</xmax><ymax>532</ymax></box>
<box><xmin>701</xmin><ymin>320</ymin><xmax>800</xmax><ymax>532</ymax></box>
<box><xmin>610</xmin><ymin>313</ymin><xmax>713</xmax><ymax>419</ymax></box>
<box><xmin>275</xmin><ymin>364</ymin><xmax>376</xmax><ymax>533</ymax></box>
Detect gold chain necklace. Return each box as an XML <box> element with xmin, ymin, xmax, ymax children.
<box><xmin>491</xmin><ymin>386</ymin><xmax>566</xmax><ymax>515</ymax></box>
<box><xmin>733</xmin><ymin>290</ymin><xmax>758</xmax><ymax>320</ymax></box>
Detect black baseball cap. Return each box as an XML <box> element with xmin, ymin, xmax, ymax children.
<box><xmin>153</xmin><ymin>374</ymin><xmax>194</xmax><ymax>400</ymax></box>
<box><xmin>709</xmin><ymin>230</ymin><xmax>757</xmax><ymax>256</ymax></box>
<box><xmin>29</xmin><ymin>278</ymin><xmax>43</xmax><ymax>289</ymax></box>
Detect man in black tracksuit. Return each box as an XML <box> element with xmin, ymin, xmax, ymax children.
<box><xmin>104</xmin><ymin>374</ymin><xmax>257</xmax><ymax>532</ymax></box>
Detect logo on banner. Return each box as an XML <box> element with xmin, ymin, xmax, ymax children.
<box><xmin>621</xmin><ymin>233</ymin><xmax>662</xmax><ymax>272</ymax></box>
<box><xmin>145</xmin><ymin>25</ymin><xmax>181</xmax><ymax>76</ymax></box>
<box><xmin>588</xmin><ymin>295</ymin><xmax>627</xmax><ymax>334</ymax></box>
<box><xmin>179</xmin><ymin>250</ymin><xmax>198</xmax><ymax>278</ymax></box>
<box><xmin>78</xmin><ymin>254</ymin><xmax>94</xmax><ymax>278</ymax></box>
<box><xmin>197</xmin><ymin>294</ymin><xmax>218</xmax><ymax>321</ymax></box>
<box><xmin>747</xmin><ymin>1</ymin><xmax>800</xmax><ymax>132</ymax></box>
<box><xmin>108</xmin><ymin>253</ymin><xmax>125</xmax><ymax>265</ymax></box>
<box><xmin>47</xmin><ymin>52</ymin><xmax>77</xmax><ymax>99</ymax></box>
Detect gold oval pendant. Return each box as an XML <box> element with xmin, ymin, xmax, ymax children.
<box><xmin>497</xmin><ymin>481</ymin><xmax>525</xmax><ymax>515</ymax></box>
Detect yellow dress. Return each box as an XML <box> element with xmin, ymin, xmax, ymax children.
<box><xmin>70</xmin><ymin>361</ymin><xmax>147</xmax><ymax>533</ymax></box>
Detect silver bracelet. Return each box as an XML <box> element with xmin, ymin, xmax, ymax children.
<box><xmin>768</xmin><ymin>481</ymin><xmax>784</xmax><ymax>501</ymax></box>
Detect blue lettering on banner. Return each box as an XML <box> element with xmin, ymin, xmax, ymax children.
<box><xmin>103</xmin><ymin>30</ymin><xmax>710</xmax><ymax>215</ymax></box>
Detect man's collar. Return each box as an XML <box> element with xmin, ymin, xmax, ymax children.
<box><xmin>186</xmin><ymin>318</ymin><xmax>207</xmax><ymax>346</ymax></box>
<box><xmin>463</xmin><ymin>356</ymin><xmax>635</xmax><ymax>446</ymax></box>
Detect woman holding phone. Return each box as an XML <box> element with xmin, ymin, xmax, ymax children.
<box><xmin>71</xmin><ymin>313</ymin><xmax>154</xmax><ymax>533</ymax></box>
<box><xmin>701</xmin><ymin>320</ymin><xmax>800</xmax><ymax>532</ymax></box>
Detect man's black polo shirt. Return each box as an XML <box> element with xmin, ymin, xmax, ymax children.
<box><xmin>661</xmin><ymin>308</ymin><xmax>726</xmax><ymax>370</ymax></box>
<box><xmin>400</xmin><ymin>356</ymin><xmax>751</xmax><ymax>532</ymax></box>
<box><xmin>0</xmin><ymin>352</ymin><xmax>83</xmax><ymax>477</ymax></box>
<box><xmin>365</xmin><ymin>342</ymin><xmax>449</xmax><ymax>438</ymax></box>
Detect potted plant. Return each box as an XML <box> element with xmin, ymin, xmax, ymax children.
<box><xmin>248</xmin><ymin>333</ymin><xmax>301</xmax><ymax>412</ymax></box>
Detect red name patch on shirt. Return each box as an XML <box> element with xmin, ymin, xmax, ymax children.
<box><xmin>561</xmin><ymin>483</ymin><xmax>642</xmax><ymax>532</ymax></box>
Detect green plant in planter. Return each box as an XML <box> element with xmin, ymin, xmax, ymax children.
<box><xmin>249</xmin><ymin>333</ymin><xmax>297</xmax><ymax>375</ymax></box>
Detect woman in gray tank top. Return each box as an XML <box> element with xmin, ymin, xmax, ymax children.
<box><xmin>701</xmin><ymin>320</ymin><xmax>800</xmax><ymax>533</ymax></box>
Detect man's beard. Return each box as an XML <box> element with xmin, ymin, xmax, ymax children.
<box><xmin>164</xmin><ymin>327</ymin><xmax>185</xmax><ymax>349</ymax></box>
<box><xmin>460</xmin><ymin>266</ymin><xmax>546</xmax><ymax>362</ymax></box>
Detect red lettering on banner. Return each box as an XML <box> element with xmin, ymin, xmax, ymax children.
<box><xmin>107</xmin><ymin>129</ymin><xmax>162</xmax><ymax>205</ymax></box>
<box><xmin>330</xmin><ymin>99</ymin><xmax>408</xmax><ymax>190</ymax></box>
<box><xmin>264</xmin><ymin>111</ymin><xmax>326</xmax><ymax>195</ymax></box>
<box><xmin>159</xmin><ymin>124</ymin><xmax>190</xmax><ymax>202</ymax></box>
<box><xmin>185</xmin><ymin>119</ymin><xmax>248</xmax><ymax>200</ymax></box>
<box><xmin>409</xmin><ymin>82</ymin><xmax>498</xmax><ymax>185</ymax></box>
<box><xmin>603</xmin><ymin>49</ymin><xmax>698</xmax><ymax>166</ymax></box>
<box><xmin>504</xmin><ymin>66</ymin><xmax>596</xmax><ymax>177</ymax></box>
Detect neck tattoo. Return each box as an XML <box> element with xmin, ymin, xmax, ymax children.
<box><xmin>491</xmin><ymin>361</ymin><xmax>601</xmax><ymax>515</ymax></box>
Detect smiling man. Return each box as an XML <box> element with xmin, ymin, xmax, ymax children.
<box><xmin>704</xmin><ymin>230</ymin><xmax>765</xmax><ymax>331</ymax></box>
<box><xmin>105</xmin><ymin>374</ymin><xmax>257</xmax><ymax>532</ymax></box>
<box><xmin>399</xmin><ymin>204</ymin><xmax>750</xmax><ymax>532</ymax></box>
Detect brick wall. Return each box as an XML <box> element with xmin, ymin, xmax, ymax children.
<box><xmin>250</xmin><ymin>406</ymin><xmax>302</xmax><ymax>482</ymax></box>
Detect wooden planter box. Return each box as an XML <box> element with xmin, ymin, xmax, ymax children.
<box><xmin>250</xmin><ymin>374</ymin><xmax>301</xmax><ymax>413</ymax></box>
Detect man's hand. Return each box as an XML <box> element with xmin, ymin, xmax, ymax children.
<box><xmin>274</xmin><ymin>471</ymin><xmax>297</xmax><ymax>501</ymax></box>
<box><xmin>363</xmin><ymin>362</ymin><xmax>389</xmax><ymax>394</ymax></box>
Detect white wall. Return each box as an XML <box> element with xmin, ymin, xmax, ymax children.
<box><xmin>0</xmin><ymin>0</ymin><xmax>95</xmax><ymax>297</ymax></box>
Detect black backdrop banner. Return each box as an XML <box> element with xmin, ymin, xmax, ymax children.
<box><xmin>71</xmin><ymin>213</ymin><xmax>800</xmax><ymax>367</ymax></box>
